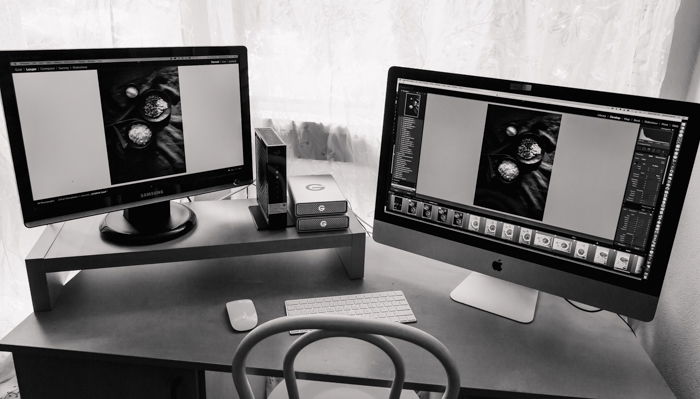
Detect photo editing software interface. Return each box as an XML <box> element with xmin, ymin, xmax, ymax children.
<box><xmin>9</xmin><ymin>54</ymin><xmax>245</xmax><ymax>207</ymax></box>
<box><xmin>386</xmin><ymin>79</ymin><xmax>687</xmax><ymax>281</ymax></box>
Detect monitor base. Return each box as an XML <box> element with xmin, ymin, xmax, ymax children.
<box><xmin>450</xmin><ymin>272</ymin><xmax>539</xmax><ymax>323</ymax></box>
<box><xmin>99</xmin><ymin>201</ymin><xmax>196</xmax><ymax>245</ymax></box>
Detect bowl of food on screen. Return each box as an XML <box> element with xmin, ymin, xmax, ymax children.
<box><xmin>495</xmin><ymin>156</ymin><xmax>520</xmax><ymax>184</ymax></box>
<box><xmin>126</xmin><ymin>122</ymin><xmax>154</xmax><ymax>149</ymax></box>
<box><xmin>516</xmin><ymin>134</ymin><xmax>544</xmax><ymax>165</ymax></box>
<box><xmin>139</xmin><ymin>90</ymin><xmax>171</xmax><ymax>123</ymax></box>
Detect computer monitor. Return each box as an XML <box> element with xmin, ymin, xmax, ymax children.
<box><xmin>373</xmin><ymin>66</ymin><xmax>700</xmax><ymax>322</ymax></box>
<box><xmin>0</xmin><ymin>46</ymin><xmax>252</xmax><ymax>244</ymax></box>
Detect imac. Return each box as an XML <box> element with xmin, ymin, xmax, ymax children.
<box><xmin>373</xmin><ymin>67</ymin><xmax>700</xmax><ymax>322</ymax></box>
<box><xmin>0</xmin><ymin>46</ymin><xmax>252</xmax><ymax>244</ymax></box>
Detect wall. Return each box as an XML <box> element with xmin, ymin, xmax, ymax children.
<box><xmin>659</xmin><ymin>0</ymin><xmax>700</xmax><ymax>101</ymax></box>
<box><xmin>636</xmin><ymin>1</ymin><xmax>700</xmax><ymax>398</ymax></box>
<box><xmin>635</xmin><ymin>155</ymin><xmax>700</xmax><ymax>398</ymax></box>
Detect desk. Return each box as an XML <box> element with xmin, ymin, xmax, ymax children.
<box><xmin>1</xmin><ymin>237</ymin><xmax>673</xmax><ymax>398</ymax></box>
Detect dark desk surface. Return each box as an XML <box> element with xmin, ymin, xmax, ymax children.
<box><xmin>1</xmin><ymin>240</ymin><xmax>673</xmax><ymax>398</ymax></box>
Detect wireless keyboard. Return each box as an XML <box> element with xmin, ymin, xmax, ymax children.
<box><xmin>284</xmin><ymin>290</ymin><xmax>416</xmax><ymax>334</ymax></box>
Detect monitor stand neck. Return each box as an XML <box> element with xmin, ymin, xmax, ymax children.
<box><xmin>450</xmin><ymin>272</ymin><xmax>539</xmax><ymax>323</ymax></box>
<box><xmin>99</xmin><ymin>201</ymin><xmax>196</xmax><ymax>245</ymax></box>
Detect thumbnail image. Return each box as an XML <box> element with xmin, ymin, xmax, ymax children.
<box><xmin>501</xmin><ymin>223</ymin><xmax>514</xmax><ymax>240</ymax></box>
<box><xmin>453</xmin><ymin>212</ymin><xmax>464</xmax><ymax>227</ymax></box>
<box><xmin>485</xmin><ymin>219</ymin><xmax>498</xmax><ymax>236</ymax></box>
<box><xmin>533</xmin><ymin>232</ymin><xmax>553</xmax><ymax>248</ymax></box>
<box><xmin>473</xmin><ymin>105</ymin><xmax>562</xmax><ymax>221</ymax></box>
<box><xmin>393</xmin><ymin>196</ymin><xmax>404</xmax><ymax>211</ymax></box>
<box><xmin>632</xmin><ymin>257</ymin><xmax>645</xmax><ymax>275</ymax></box>
<box><xmin>593</xmin><ymin>247</ymin><xmax>611</xmax><ymax>265</ymax></box>
<box><xmin>614</xmin><ymin>252</ymin><xmax>631</xmax><ymax>272</ymax></box>
<box><xmin>407</xmin><ymin>200</ymin><xmax>418</xmax><ymax>215</ymax></box>
<box><xmin>404</xmin><ymin>93</ymin><xmax>421</xmax><ymax>117</ymax></box>
<box><xmin>519</xmin><ymin>228</ymin><xmax>532</xmax><ymax>244</ymax></box>
<box><xmin>468</xmin><ymin>215</ymin><xmax>481</xmax><ymax>231</ymax></box>
<box><xmin>422</xmin><ymin>204</ymin><xmax>433</xmax><ymax>218</ymax></box>
<box><xmin>552</xmin><ymin>237</ymin><xmax>572</xmax><ymax>253</ymax></box>
<box><xmin>98</xmin><ymin>65</ymin><xmax>186</xmax><ymax>184</ymax></box>
<box><xmin>437</xmin><ymin>207</ymin><xmax>448</xmax><ymax>223</ymax></box>
<box><xmin>574</xmin><ymin>242</ymin><xmax>589</xmax><ymax>259</ymax></box>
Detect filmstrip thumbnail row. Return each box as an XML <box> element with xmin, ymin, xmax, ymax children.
<box><xmin>390</xmin><ymin>194</ymin><xmax>644</xmax><ymax>275</ymax></box>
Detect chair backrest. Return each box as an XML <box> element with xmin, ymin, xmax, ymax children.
<box><xmin>231</xmin><ymin>315</ymin><xmax>461</xmax><ymax>399</ymax></box>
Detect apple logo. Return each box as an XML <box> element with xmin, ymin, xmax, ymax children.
<box><xmin>492</xmin><ymin>260</ymin><xmax>503</xmax><ymax>272</ymax></box>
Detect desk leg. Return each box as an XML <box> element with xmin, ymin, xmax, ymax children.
<box><xmin>26</xmin><ymin>268</ymin><xmax>68</xmax><ymax>312</ymax></box>
<box><xmin>336</xmin><ymin>233</ymin><xmax>366</xmax><ymax>279</ymax></box>
<box><xmin>27</xmin><ymin>269</ymin><xmax>51</xmax><ymax>312</ymax></box>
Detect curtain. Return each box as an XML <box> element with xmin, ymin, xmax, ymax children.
<box><xmin>0</xmin><ymin>0</ymin><xmax>681</xmax><ymax>389</ymax></box>
<box><xmin>220</xmin><ymin>1</ymin><xmax>679</xmax><ymax>125</ymax></box>
<box><xmin>690</xmin><ymin>52</ymin><xmax>700</xmax><ymax>101</ymax></box>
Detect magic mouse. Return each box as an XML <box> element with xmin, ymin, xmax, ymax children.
<box><xmin>226</xmin><ymin>299</ymin><xmax>258</xmax><ymax>332</ymax></box>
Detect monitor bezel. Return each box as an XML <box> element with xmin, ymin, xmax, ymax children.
<box><xmin>0</xmin><ymin>46</ymin><xmax>253</xmax><ymax>227</ymax></box>
<box><xmin>374</xmin><ymin>66</ymin><xmax>700</xmax><ymax>298</ymax></box>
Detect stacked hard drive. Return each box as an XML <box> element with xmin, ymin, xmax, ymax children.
<box><xmin>288</xmin><ymin>174</ymin><xmax>349</xmax><ymax>232</ymax></box>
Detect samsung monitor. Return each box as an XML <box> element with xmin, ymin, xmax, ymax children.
<box><xmin>0</xmin><ymin>46</ymin><xmax>252</xmax><ymax>244</ymax></box>
<box><xmin>374</xmin><ymin>66</ymin><xmax>700</xmax><ymax>322</ymax></box>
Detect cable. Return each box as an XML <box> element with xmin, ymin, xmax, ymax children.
<box><xmin>356</xmin><ymin>219</ymin><xmax>373</xmax><ymax>237</ymax></box>
<box><xmin>360</xmin><ymin>224</ymin><xmax>374</xmax><ymax>236</ymax></box>
<box><xmin>617</xmin><ymin>314</ymin><xmax>637</xmax><ymax>336</ymax></box>
<box><xmin>353</xmin><ymin>214</ymin><xmax>374</xmax><ymax>238</ymax></box>
<box><xmin>243</xmin><ymin>180</ymin><xmax>256</xmax><ymax>198</ymax></box>
<box><xmin>564</xmin><ymin>298</ymin><xmax>602</xmax><ymax>313</ymax></box>
<box><xmin>218</xmin><ymin>180</ymin><xmax>256</xmax><ymax>201</ymax></box>
<box><xmin>355</xmin><ymin>215</ymin><xmax>374</xmax><ymax>230</ymax></box>
<box><xmin>564</xmin><ymin>298</ymin><xmax>637</xmax><ymax>336</ymax></box>
<box><xmin>355</xmin><ymin>215</ymin><xmax>372</xmax><ymax>228</ymax></box>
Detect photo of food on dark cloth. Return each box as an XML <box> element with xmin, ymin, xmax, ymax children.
<box><xmin>473</xmin><ymin>105</ymin><xmax>561</xmax><ymax>220</ymax></box>
<box><xmin>98</xmin><ymin>66</ymin><xmax>186</xmax><ymax>184</ymax></box>
<box><xmin>404</xmin><ymin>93</ymin><xmax>421</xmax><ymax>117</ymax></box>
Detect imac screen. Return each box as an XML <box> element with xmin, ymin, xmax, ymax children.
<box><xmin>377</xmin><ymin>70</ymin><xmax>696</xmax><ymax>295</ymax></box>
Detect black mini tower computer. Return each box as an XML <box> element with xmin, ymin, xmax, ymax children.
<box><xmin>255</xmin><ymin>127</ymin><xmax>288</xmax><ymax>229</ymax></box>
